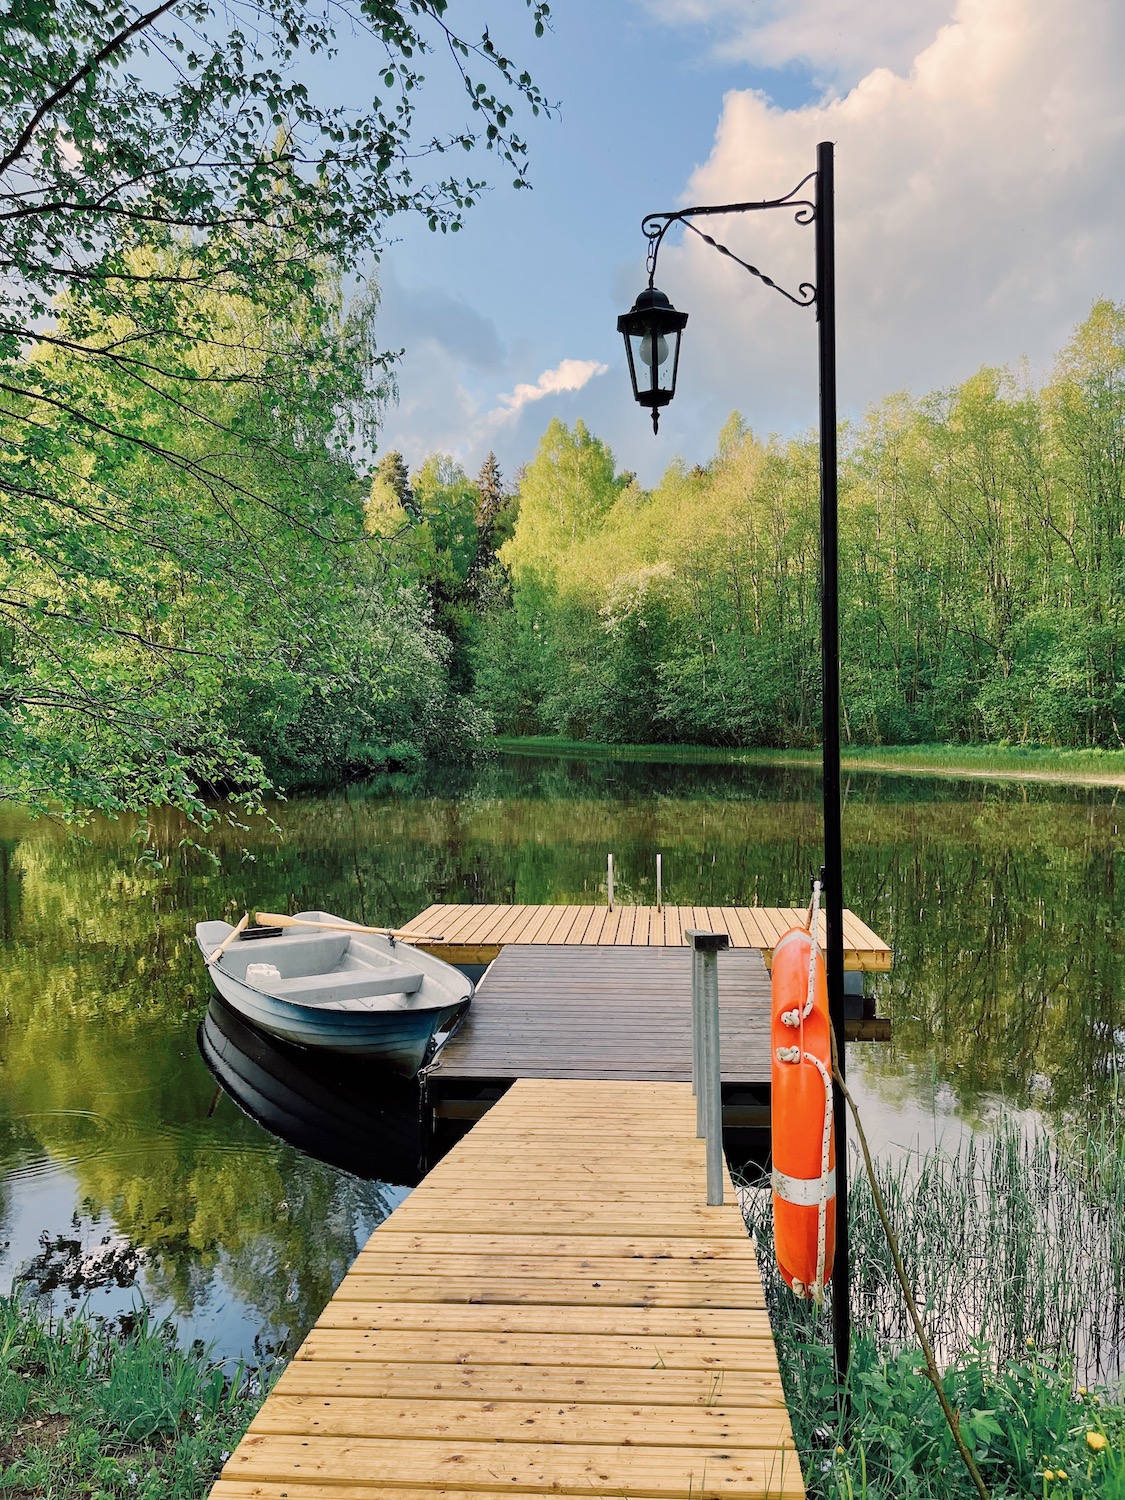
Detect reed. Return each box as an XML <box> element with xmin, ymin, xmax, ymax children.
<box><xmin>738</xmin><ymin>1115</ymin><xmax>1125</xmax><ymax>1496</ymax></box>
<box><xmin>743</xmin><ymin>1114</ymin><xmax>1125</xmax><ymax>1382</ymax></box>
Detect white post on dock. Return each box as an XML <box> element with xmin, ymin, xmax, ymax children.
<box><xmin>656</xmin><ymin>854</ymin><xmax>663</xmax><ymax>912</ymax></box>
<box><xmin>607</xmin><ymin>853</ymin><xmax>614</xmax><ymax>911</ymax></box>
<box><xmin>687</xmin><ymin>929</ymin><xmax>730</xmax><ymax>1205</ymax></box>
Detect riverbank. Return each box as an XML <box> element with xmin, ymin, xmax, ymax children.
<box><xmin>494</xmin><ymin>736</ymin><xmax>1125</xmax><ymax>788</ymax></box>
<box><xmin>0</xmin><ymin>1298</ymin><xmax>270</xmax><ymax>1499</ymax></box>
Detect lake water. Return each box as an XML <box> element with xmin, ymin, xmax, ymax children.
<box><xmin>0</xmin><ymin>752</ymin><xmax>1120</xmax><ymax>1366</ymax></box>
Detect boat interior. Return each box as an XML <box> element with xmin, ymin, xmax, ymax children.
<box><xmin>216</xmin><ymin>931</ymin><xmax>426</xmax><ymax>1009</ymax></box>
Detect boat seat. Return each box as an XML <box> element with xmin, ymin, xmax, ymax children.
<box><xmin>269</xmin><ymin>970</ymin><xmax>425</xmax><ymax>1004</ymax></box>
<box><xmin>219</xmin><ymin>932</ymin><xmax>351</xmax><ymax>980</ymax></box>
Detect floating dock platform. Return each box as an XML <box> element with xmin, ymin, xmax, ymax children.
<box><xmin>411</xmin><ymin>902</ymin><xmax>892</xmax><ymax>972</ymax></box>
<box><xmin>416</xmin><ymin>904</ymin><xmax>891</xmax><ymax>1128</ymax></box>
<box><xmin>210</xmin><ymin>1078</ymin><xmax>806</xmax><ymax>1500</ymax></box>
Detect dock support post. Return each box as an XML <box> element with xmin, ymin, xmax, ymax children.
<box><xmin>607</xmin><ymin>853</ymin><xmax>614</xmax><ymax>911</ymax></box>
<box><xmin>687</xmin><ymin>930</ymin><xmax>730</xmax><ymax>1205</ymax></box>
<box><xmin>690</xmin><ymin>943</ymin><xmax>704</xmax><ymax>1135</ymax></box>
<box><xmin>656</xmin><ymin>854</ymin><xmax>663</xmax><ymax>912</ymax></box>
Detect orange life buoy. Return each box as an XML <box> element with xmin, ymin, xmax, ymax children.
<box><xmin>770</xmin><ymin>923</ymin><xmax>836</xmax><ymax>1299</ymax></box>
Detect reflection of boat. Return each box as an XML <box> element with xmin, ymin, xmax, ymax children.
<box><xmin>198</xmin><ymin>996</ymin><xmax>425</xmax><ymax>1185</ymax></box>
<box><xmin>195</xmin><ymin>910</ymin><xmax>472</xmax><ymax>1076</ymax></box>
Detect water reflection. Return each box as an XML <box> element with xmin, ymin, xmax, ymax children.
<box><xmin>198</xmin><ymin>998</ymin><xmax>424</xmax><ymax>1186</ymax></box>
<box><xmin>0</xmin><ymin>754</ymin><xmax>1120</xmax><ymax>1364</ymax></box>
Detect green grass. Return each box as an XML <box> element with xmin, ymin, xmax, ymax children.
<box><xmin>0</xmin><ymin>1299</ymin><xmax>271</xmax><ymax>1499</ymax></box>
<box><xmin>493</xmin><ymin>736</ymin><xmax>1125</xmax><ymax>784</ymax></box>
<box><xmin>739</xmin><ymin>1116</ymin><xmax>1125</xmax><ymax>1496</ymax></box>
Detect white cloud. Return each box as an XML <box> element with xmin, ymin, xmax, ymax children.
<box><xmin>641</xmin><ymin>0</ymin><xmax>956</xmax><ymax>90</ymax></box>
<box><xmin>489</xmin><ymin>358</ymin><xmax>610</xmax><ymax>424</ymax></box>
<box><xmin>654</xmin><ymin>0</ymin><xmax>1125</xmax><ymax>437</ymax></box>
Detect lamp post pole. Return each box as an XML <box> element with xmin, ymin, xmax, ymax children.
<box><xmin>814</xmin><ymin>140</ymin><xmax>850</xmax><ymax>1387</ymax></box>
<box><xmin>620</xmin><ymin>140</ymin><xmax>850</xmax><ymax>1388</ymax></box>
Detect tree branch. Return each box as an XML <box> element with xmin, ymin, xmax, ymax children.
<box><xmin>0</xmin><ymin>0</ymin><xmax>184</xmax><ymax>179</ymax></box>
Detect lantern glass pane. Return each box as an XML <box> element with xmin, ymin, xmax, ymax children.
<box><xmin>630</xmin><ymin>326</ymin><xmax>678</xmax><ymax>395</ymax></box>
<box><xmin>628</xmin><ymin>330</ymin><xmax>655</xmax><ymax>396</ymax></box>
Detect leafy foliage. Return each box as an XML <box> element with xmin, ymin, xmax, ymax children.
<box><xmin>475</xmin><ymin>304</ymin><xmax>1125</xmax><ymax>752</ymax></box>
<box><xmin>0</xmin><ymin>0</ymin><xmax>551</xmax><ymax>825</ymax></box>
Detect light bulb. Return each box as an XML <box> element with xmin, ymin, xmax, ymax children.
<box><xmin>638</xmin><ymin>331</ymin><xmax>668</xmax><ymax>367</ymax></box>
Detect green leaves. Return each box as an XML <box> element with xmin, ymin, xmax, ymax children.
<box><xmin>0</xmin><ymin>0</ymin><xmax>549</xmax><ymax>824</ymax></box>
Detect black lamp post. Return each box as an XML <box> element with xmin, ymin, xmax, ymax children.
<box><xmin>618</xmin><ymin>140</ymin><xmax>850</xmax><ymax>1387</ymax></box>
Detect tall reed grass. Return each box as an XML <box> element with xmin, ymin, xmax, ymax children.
<box><xmin>739</xmin><ymin>1116</ymin><xmax>1125</xmax><ymax>1496</ymax></box>
<box><xmin>742</xmin><ymin>1115</ymin><xmax>1125</xmax><ymax>1383</ymax></box>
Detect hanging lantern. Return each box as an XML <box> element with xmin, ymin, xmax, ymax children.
<box><xmin>617</xmin><ymin>285</ymin><xmax>688</xmax><ymax>433</ymax></box>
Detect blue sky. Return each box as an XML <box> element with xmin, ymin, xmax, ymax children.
<box><xmin>344</xmin><ymin>0</ymin><xmax>1123</xmax><ymax>489</ymax></box>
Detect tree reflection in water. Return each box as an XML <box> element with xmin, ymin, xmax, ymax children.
<box><xmin>0</xmin><ymin>754</ymin><xmax>1119</xmax><ymax>1361</ymax></box>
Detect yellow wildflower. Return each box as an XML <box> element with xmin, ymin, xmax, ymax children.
<box><xmin>835</xmin><ymin>1446</ymin><xmax>845</xmax><ymax>1456</ymax></box>
<box><xmin>1043</xmin><ymin>1471</ymin><xmax>1055</xmax><ymax>1482</ymax></box>
<box><xmin>1056</xmin><ymin>1470</ymin><xmax>1068</xmax><ymax>1480</ymax></box>
<box><xmin>1086</xmin><ymin>1431</ymin><xmax>1107</xmax><ymax>1452</ymax></box>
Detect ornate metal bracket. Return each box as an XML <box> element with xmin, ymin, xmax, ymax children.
<box><xmin>641</xmin><ymin>169</ymin><xmax>818</xmax><ymax>310</ymax></box>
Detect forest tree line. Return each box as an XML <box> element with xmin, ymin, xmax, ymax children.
<box><xmin>455</xmin><ymin>301</ymin><xmax>1123</xmax><ymax>751</ymax></box>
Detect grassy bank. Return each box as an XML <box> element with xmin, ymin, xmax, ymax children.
<box><xmin>494</xmin><ymin>736</ymin><xmax>1125</xmax><ymax>787</ymax></box>
<box><xmin>740</xmin><ymin>1117</ymin><xmax>1125</xmax><ymax>1496</ymax></box>
<box><xmin>0</xmin><ymin>1299</ymin><xmax>270</xmax><ymax>1498</ymax></box>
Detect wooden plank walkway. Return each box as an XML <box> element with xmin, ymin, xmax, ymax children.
<box><xmin>411</xmin><ymin>903</ymin><xmax>892</xmax><ymax>973</ymax></box>
<box><xmin>211</xmin><ymin>1078</ymin><xmax>806</xmax><ymax>1500</ymax></box>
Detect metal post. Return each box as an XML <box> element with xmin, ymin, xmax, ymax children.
<box><xmin>607</xmin><ymin>852</ymin><xmax>614</xmax><ymax>911</ymax></box>
<box><xmin>702</xmin><ymin>947</ymin><xmax>723</xmax><ymax>1205</ymax></box>
<box><xmin>656</xmin><ymin>853</ymin><xmax>663</xmax><ymax>912</ymax></box>
<box><xmin>691</xmin><ymin>943</ymin><xmax>704</xmax><ymax>1134</ymax></box>
<box><xmin>816</xmin><ymin>138</ymin><xmax>850</xmax><ymax>1386</ymax></box>
<box><xmin>687</xmin><ymin>930</ymin><xmax>729</xmax><ymax>1204</ymax></box>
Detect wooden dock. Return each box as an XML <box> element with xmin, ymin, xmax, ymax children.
<box><xmin>411</xmin><ymin>902</ymin><xmax>891</xmax><ymax>973</ymax></box>
<box><xmin>211</xmin><ymin>1078</ymin><xmax>806</xmax><ymax>1500</ymax></box>
<box><xmin>425</xmin><ymin>944</ymin><xmax>887</xmax><ymax>1129</ymax></box>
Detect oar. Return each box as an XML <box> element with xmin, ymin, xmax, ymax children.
<box><xmin>256</xmin><ymin>911</ymin><xmax>445</xmax><ymax>943</ymax></box>
<box><xmin>206</xmin><ymin>912</ymin><xmax>249</xmax><ymax>965</ymax></box>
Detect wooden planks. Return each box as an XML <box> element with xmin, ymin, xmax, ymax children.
<box><xmin>211</xmin><ymin>1079</ymin><xmax>805</xmax><ymax>1500</ymax></box>
<box><xmin>428</xmin><ymin>945</ymin><xmax>773</xmax><ymax>1085</ymax></box>
<box><xmin>412</xmin><ymin>903</ymin><xmax>892</xmax><ymax>973</ymax></box>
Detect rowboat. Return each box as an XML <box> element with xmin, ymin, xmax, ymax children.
<box><xmin>195</xmin><ymin>910</ymin><xmax>472</xmax><ymax>1076</ymax></box>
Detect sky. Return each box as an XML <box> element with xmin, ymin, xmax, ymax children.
<box><xmin>353</xmin><ymin>0</ymin><xmax>1124</xmax><ymax>489</ymax></box>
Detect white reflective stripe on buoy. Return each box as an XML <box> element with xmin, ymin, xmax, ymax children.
<box><xmin>772</xmin><ymin>928</ymin><xmax>813</xmax><ymax>962</ymax></box>
<box><xmin>771</xmin><ymin>1166</ymin><xmax>836</xmax><ymax>1207</ymax></box>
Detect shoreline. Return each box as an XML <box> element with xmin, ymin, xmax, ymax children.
<box><xmin>493</xmin><ymin>737</ymin><xmax>1125</xmax><ymax>789</ymax></box>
